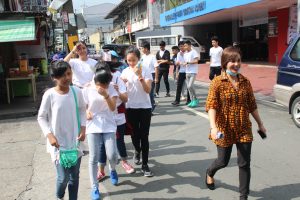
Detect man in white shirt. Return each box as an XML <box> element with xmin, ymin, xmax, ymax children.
<box><xmin>64</xmin><ymin>41</ymin><xmax>97</xmax><ymax>88</ymax></box>
<box><xmin>184</xmin><ymin>40</ymin><xmax>199</xmax><ymax>108</ymax></box>
<box><xmin>209</xmin><ymin>36</ymin><xmax>223</xmax><ymax>80</ymax></box>
<box><xmin>141</xmin><ymin>41</ymin><xmax>159</xmax><ymax>112</ymax></box>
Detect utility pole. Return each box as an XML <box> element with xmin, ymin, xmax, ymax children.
<box><xmin>297</xmin><ymin>0</ymin><xmax>300</xmax><ymax>34</ymax></box>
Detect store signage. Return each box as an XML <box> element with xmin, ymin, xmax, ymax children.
<box><xmin>160</xmin><ymin>0</ymin><xmax>260</xmax><ymax>27</ymax></box>
<box><xmin>165</xmin><ymin>1</ymin><xmax>206</xmax><ymax>22</ymax></box>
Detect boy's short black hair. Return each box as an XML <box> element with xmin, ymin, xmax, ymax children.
<box><xmin>178</xmin><ymin>41</ymin><xmax>185</xmax><ymax>46</ymax></box>
<box><xmin>142</xmin><ymin>41</ymin><xmax>150</xmax><ymax>51</ymax></box>
<box><xmin>159</xmin><ymin>41</ymin><xmax>166</xmax><ymax>46</ymax></box>
<box><xmin>94</xmin><ymin>62</ymin><xmax>112</xmax><ymax>84</ymax></box>
<box><xmin>184</xmin><ymin>40</ymin><xmax>191</xmax><ymax>46</ymax></box>
<box><xmin>126</xmin><ymin>45</ymin><xmax>141</xmax><ymax>59</ymax></box>
<box><xmin>211</xmin><ymin>36</ymin><xmax>219</xmax><ymax>42</ymax></box>
<box><xmin>50</xmin><ymin>60</ymin><xmax>71</xmax><ymax>78</ymax></box>
<box><xmin>172</xmin><ymin>46</ymin><xmax>179</xmax><ymax>50</ymax></box>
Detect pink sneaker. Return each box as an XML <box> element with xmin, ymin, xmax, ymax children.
<box><xmin>122</xmin><ymin>161</ymin><xmax>135</xmax><ymax>174</ymax></box>
<box><xmin>97</xmin><ymin>171</ymin><xmax>105</xmax><ymax>182</ymax></box>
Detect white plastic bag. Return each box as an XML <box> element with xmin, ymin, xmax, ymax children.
<box><xmin>49</xmin><ymin>0</ymin><xmax>68</xmax><ymax>13</ymax></box>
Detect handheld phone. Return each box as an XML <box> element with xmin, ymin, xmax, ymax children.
<box><xmin>216</xmin><ymin>131</ymin><xmax>224</xmax><ymax>139</ymax></box>
<box><xmin>257</xmin><ymin>130</ymin><xmax>267</xmax><ymax>139</ymax></box>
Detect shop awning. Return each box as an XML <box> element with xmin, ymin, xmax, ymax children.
<box><xmin>0</xmin><ymin>19</ymin><xmax>36</xmax><ymax>43</ymax></box>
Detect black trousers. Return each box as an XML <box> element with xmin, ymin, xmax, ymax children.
<box><xmin>175</xmin><ymin>72</ymin><xmax>186</xmax><ymax>103</ymax></box>
<box><xmin>155</xmin><ymin>69</ymin><xmax>170</xmax><ymax>94</ymax></box>
<box><xmin>126</xmin><ymin>108</ymin><xmax>152</xmax><ymax>165</ymax></box>
<box><xmin>209</xmin><ymin>67</ymin><xmax>221</xmax><ymax>80</ymax></box>
<box><xmin>207</xmin><ymin>142</ymin><xmax>252</xmax><ymax>199</ymax></box>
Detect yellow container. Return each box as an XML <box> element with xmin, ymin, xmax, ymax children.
<box><xmin>19</xmin><ymin>59</ymin><xmax>28</xmax><ymax>72</ymax></box>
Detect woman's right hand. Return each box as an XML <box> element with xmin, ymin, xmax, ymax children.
<box><xmin>210</xmin><ymin>127</ymin><xmax>219</xmax><ymax>140</ymax></box>
<box><xmin>86</xmin><ymin>110</ymin><xmax>93</xmax><ymax>120</ymax></box>
<box><xmin>47</xmin><ymin>133</ymin><xmax>59</xmax><ymax>148</ymax></box>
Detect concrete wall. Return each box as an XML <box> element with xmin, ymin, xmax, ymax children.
<box><xmin>89</xmin><ymin>32</ymin><xmax>101</xmax><ymax>52</ymax></box>
<box><xmin>268</xmin><ymin>8</ymin><xmax>289</xmax><ymax>64</ymax></box>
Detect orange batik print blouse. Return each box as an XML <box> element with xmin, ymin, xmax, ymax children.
<box><xmin>205</xmin><ymin>72</ymin><xmax>257</xmax><ymax>147</ymax></box>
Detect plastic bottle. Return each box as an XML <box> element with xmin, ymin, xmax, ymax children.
<box><xmin>19</xmin><ymin>53</ymin><xmax>28</xmax><ymax>72</ymax></box>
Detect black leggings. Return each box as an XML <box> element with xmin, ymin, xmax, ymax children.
<box><xmin>207</xmin><ymin>142</ymin><xmax>252</xmax><ymax>199</ymax></box>
<box><xmin>156</xmin><ymin>70</ymin><xmax>170</xmax><ymax>94</ymax></box>
<box><xmin>209</xmin><ymin>67</ymin><xmax>221</xmax><ymax>80</ymax></box>
<box><xmin>126</xmin><ymin>108</ymin><xmax>152</xmax><ymax>165</ymax></box>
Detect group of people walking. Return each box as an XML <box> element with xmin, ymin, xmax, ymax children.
<box><xmin>37</xmin><ymin>36</ymin><xmax>267</xmax><ymax>200</ymax></box>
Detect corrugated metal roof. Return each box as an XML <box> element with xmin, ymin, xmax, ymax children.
<box><xmin>104</xmin><ymin>0</ymin><xmax>139</xmax><ymax>19</ymax></box>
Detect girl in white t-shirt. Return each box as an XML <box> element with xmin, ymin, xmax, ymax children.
<box><xmin>97</xmin><ymin>58</ymin><xmax>135</xmax><ymax>182</ymax></box>
<box><xmin>37</xmin><ymin>61</ymin><xmax>86</xmax><ymax>200</ymax></box>
<box><xmin>64</xmin><ymin>41</ymin><xmax>97</xmax><ymax>88</ymax></box>
<box><xmin>82</xmin><ymin>62</ymin><xmax>119</xmax><ymax>200</ymax></box>
<box><xmin>120</xmin><ymin>46</ymin><xmax>154</xmax><ymax>177</ymax></box>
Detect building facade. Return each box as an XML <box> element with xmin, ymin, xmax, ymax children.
<box><xmin>105</xmin><ymin>0</ymin><xmax>172</xmax><ymax>44</ymax></box>
<box><xmin>159</xmin><ymin>0</ymin><xmax>296</xmax><ymax>63</ymax></box>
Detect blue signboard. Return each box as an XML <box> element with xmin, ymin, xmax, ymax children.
<box><xmin>160</xmin><ymin>0</ymin><xmax>260</xmax><ymax>27</ymax></box>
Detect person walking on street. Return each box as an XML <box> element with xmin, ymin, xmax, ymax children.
<box><xmin>64</xmin><ymin>41</ymin><xmax>97</xmax><ymax>88</ymax></box>
<box><xmin>171</xmin><ymin>41</ymin><xmax>190</xmax><ymax>106</ymax></box>
<box><xmin>209</xmin><ymin>36</ymin><xmax>223</xmax><ymax>80</ymax></box>
<box><xmin>82</xmin><ymin>63</ymin><xmax>119</xmax><ymax>200</ymax></box>
<box><xmin>184</xmin><ymin>40</ymin><xmax>199</xmax><ymax>108</ymax></box>
<box><xmin>64</xmin><ymin>41</ymin><xmax>97</xmax><ymax>154</ymax></box>
<box><xmin>37</xmin><ymin>61</ymin><xmax>86</xmax><ymax>200</ymax></box>
<box><xmin>141</xmin><ymin>41</ymin><xmax>159</xmax><ymax>113</ymax></box>
<box><xmin>171</xmin><ymin>46</ymin><xmax>179</xmax><ymax>84</ymax></box>
<box><xmin>155</xmin><ymin>41</ymin><xmax>171</xmax><ymax>97</ymax></box>
<box><xmin>97</xmin><ymin>54</ymin><xmax>135</xmax><ymax>181</ymax></box>
<box><xmin>121</xmin><ymin>46</ymin><xmax>154</xmax><ymax>177</ymax></box>
<box><xmin>205</xmin><ymin>47</ymin><xmax>267</xmax><ymax>200</ymax></box>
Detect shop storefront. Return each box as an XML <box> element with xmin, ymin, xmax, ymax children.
<box><xmin>0</xmin><ymin>15</ymin><xmax>49</xmax><ymax>105</ymax></box>
<box><xmin>160</xmin><ymin>0</ymin><xmax>296</xmax><ymax>64</ymax></box>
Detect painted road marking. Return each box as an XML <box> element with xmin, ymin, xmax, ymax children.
<box><xmin>182</xmin><ymin>106</ymin><xmax>209</xmax><ymax>119</ymax></box>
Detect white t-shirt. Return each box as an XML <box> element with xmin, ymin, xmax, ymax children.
<box><xmin>142</xmin><ymin>54</ymin><xmax>158</xmax><ymax>74</ymax></box>
<box><xmin>159</xmin><ymin>50</ymin><xmax>166</xmax><ymax>58</ymax></box>
<box><xmin>112</xmin><ymin>71</ymin><xmax>127</xmax><ymax>125</ymax></box>
<box><xmin>209</xmin><ymin>46</ymin><xmax>223</xmax><ymax>67</ymax></box>
<box><xmin>184</xmin><ymin>49</ymin><xmax>199</xmax><ymax>74</ymax></box>
<box><xmin>120</xmin><ymin>67</ymin><xmax>152</xmax><ymax>109</ymax></box>
<box><xmin>177</xmin><ymin>51</ymin><xmax>186</xmax><ymax>73</ymax></box>
<box><xmin>37</xmin><ymin>87</ymin><xmax>87</xmax><ymax>162</ymax></box>
<box><xmin>82</xmin><ymin>83</ymin><xmax>118</xmax><ymax>134</ymax></box>
<box><xmin>69</xmin><ymin>58</ymin><xmax>97</xmax><ymax>87</ymax></box>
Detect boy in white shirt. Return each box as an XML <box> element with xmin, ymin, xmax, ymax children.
<box><xmin>183</xmin><ymin>40</ymin><xmax>199</xmax><ymax>108</ymax></box>
<box><xmin>209</xmin><ymin>36</ymin><xmax>223</xmax><ymax>80</ymax></box>
<box><xmin>141</xmin><ymin>41</ymin><xmax>159</xmax><ymax>113</ymax></box>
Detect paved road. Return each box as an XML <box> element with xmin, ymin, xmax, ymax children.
<box><xmin>1</xmin><ymin>82</ymin><xmax>300</xmax><ymax>200</ymax></box>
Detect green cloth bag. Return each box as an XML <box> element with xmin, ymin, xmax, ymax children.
<box><xmin>59</xmin><ymin>86</ymin><xmax>81</xmax><ymax>168</ymax></box>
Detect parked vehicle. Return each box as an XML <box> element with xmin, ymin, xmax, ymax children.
<box><xmin>274</xmin><ymin>35</ymin><xmax>300</xmax><ymax>128</ymax></box>
<box><xmin>102</xmin><ymin>44</ymin><xmax>130</xmax><ymax>59</ymax></box>
<box><xmin>136</xmin><ymin>35</ymin><xmax>206</xmax><ymax>60</ymax></box>
<box><xmin>86</xmin><ymin>43</ymin><xmax>96</xmax><ymax>54</ymax></box>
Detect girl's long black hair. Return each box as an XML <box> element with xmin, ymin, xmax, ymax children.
<box><xmin>94</xmin><ymin>61</ymin><xmax>112</xmax><ymax>84</ymax></box>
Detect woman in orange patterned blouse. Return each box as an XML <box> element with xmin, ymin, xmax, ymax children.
<box><xmin>205</xmin><ymin>47</ymin><xmax>266</xmax><ymax>200</ymax></box>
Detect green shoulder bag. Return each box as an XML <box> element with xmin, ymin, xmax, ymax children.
<box><xmin>59</xmin><ymin>86</ymin><xmax>81</xmax><ymax>168</ymax></box>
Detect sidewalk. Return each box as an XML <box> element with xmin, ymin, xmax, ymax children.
<box><xmin>194</xmin><ymin>63</ymin><xmax>277</xmax><ymax>96</ymax></box>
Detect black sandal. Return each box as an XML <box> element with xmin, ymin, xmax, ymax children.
<box><xmin>205</xmin><ymin>169</ymin><xmax>215</xmax><ymax>190</ymax></box>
